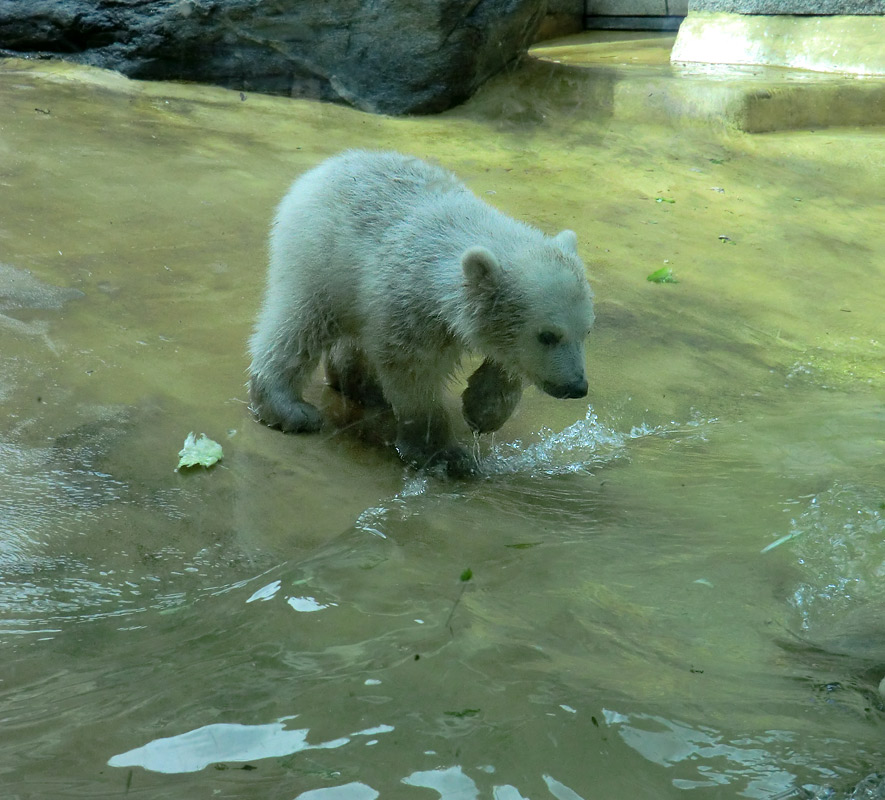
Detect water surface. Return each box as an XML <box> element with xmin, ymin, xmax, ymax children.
<box><xmin>0</xmin><ymin>44</ymin><xmax>883</xmax><ymax>800</ymax></box>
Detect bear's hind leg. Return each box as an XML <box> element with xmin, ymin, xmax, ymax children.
<box><xmin>325</xmin><ymin>340</ymin><xmax>389</xmax><ymax>408</ymax></box>
<box><xmin>248</xmin><ymin>341</ymin><xmax>324</xmax><ymax>433</ymax></box>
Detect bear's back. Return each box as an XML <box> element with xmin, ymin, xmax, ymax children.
<box><xmin>320</xmin><ymin>150</ymin><xmax>463</xmax><ymax>219</ymax></box>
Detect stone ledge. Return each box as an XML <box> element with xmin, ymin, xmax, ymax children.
<box><xmin>672</xmin><ymin>12</ymin><xmax>885</xmax><ymax>75</ymax></box>
<box><xmin>689</xmin><ymin>0</ymin><xmax>884</xmax><ymax>13</ymax></box>
<box><xmin>613</xmin><ymin>71</ymin><xmax>885</xmax><ymax>131</ymax></box>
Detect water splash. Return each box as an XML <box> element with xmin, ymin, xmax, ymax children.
<box><xmin>484</xmin><ymin>406</ymin><xmax>714</xmax><ymax>476</ymax></box>
<box><xmin>782</xmin><ymin>485</ymin><xmax>885</xmax><ymax>631</ymax></box>
<box><xmin>353</xmin><ymin>407</ymin><xmax>716</xmax><ymax>537</ymax></box>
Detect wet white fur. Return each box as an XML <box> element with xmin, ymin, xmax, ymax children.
<box><xmin>248</xmin><ymin>150</ymin><xmax>595</xmax><ymax>474</ymax></box>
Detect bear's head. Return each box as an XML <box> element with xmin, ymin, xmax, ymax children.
<box><xmin>461</xmin><ymin>230</ymin><xmax>594</xmax><ymax>400</ymax></box>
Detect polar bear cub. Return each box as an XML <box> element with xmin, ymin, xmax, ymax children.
<box><xmin>248</xmin><ymin>150</ymin><xmax>594</xmax><ymax>476</ymax></box>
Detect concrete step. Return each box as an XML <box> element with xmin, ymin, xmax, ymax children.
<box><xmin>529</xmin><ymin>30</ymin><xmax>885</xmax><ymax>132</ymax></box>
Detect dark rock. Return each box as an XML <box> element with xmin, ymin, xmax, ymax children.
<box><xmin>0</xmin><ymin>0</ymin><xmax>547</xmax><ymax>115</ymax></box>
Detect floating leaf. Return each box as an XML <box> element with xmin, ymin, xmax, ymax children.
<box><xmin>655</xmin><ymin>197</ymin><xmax>675</xmax><ymax>204</ymax></box>
<box><xmin>177</xmin><ymin>432</ymin><xmax>223</xmax><ymax>469</ymax></box>
<box><xmin>646</xmin><ymin>267</ymin><xmax>678</xmax><ymax>284</ymax></box>
<box><xmin>459</xmin><ymin>568</ymin><xmax>473</xmax><ymax>582</ymax></box>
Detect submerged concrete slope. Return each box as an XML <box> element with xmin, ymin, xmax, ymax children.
<box><xmin>531</xmin><ymin>29</ymin><xmax>885</xmax><ymax>132</ymax></box>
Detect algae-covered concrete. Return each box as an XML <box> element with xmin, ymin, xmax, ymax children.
<box><xmin>0</xmin><ymin>43</ymin><xmax>883</xmax><ymax>799</ymax></box>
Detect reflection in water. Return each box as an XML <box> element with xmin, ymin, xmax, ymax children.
<box><xmin>403</xmin><ymin>766</ymin><xmax>480</xmax><ymax>798</ymax></box>
<box><xmin>108</xmin><ymin>717</ymin><xmax>392</xmax><ymax>773</ymax></box>
<box><xmin>542</xmin><ymin>776</ymin><xmax>589</xmax><ymax>800</ymax></box>
<box><xmin>246</xmin><ymin>579</ymin><xmax>282</xmax><ymax>603</ymax></box>
<box><xmin>289</xmin><ymin>771</ymin><xmax>586</xmax><ymax>800</ymax></box>
<box><xmin>603</xmin><ymin>709</ymin><xmax>821</xmax><ymax>797</ymax></box>
<box><xmin>287</xmin><ymin>595</ymin><xmax>336</xmax><ymax>612</ymax></box>
<box><xmin>295</xmin><ymin>783</ymin><xmax>380</xmax><ymax>800</ymax></box>
<box><xmin>493</xmin><ymin>785</ymin><xmax>531</xmax><ymax>800</ymax></box>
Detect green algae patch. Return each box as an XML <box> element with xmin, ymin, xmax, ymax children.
<box><xmin>786</xmin><ymin>345</ymin><xmax>885</xmax><ymax>391</ymax></box>
<box><xmin>647</xmin><ymin>267</ymin><xmax>678</xmax><ymax>284</ymax></box>
<box><xmin>177</xmin><ymin>432</ymin><xmax>223</xmax><ymax>470</ymax></box>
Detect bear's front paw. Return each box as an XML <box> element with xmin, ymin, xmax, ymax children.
<box><xmin>438</xmin><ymin>446</ymin><xmax>480</xmax><ymax>479</ymax></box>
<box><xmin>395</xmin><ymin>440</ymin><xmax>479</xmax><ymax>479</ymax></box>
<box><xmin>462</xmin><ymin>360</ymin><xmax>523</xmax><ymax>434</ymax></box>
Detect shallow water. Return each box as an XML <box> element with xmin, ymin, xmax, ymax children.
<box><xmin>1</xmin><ymin>40</ymin><xmax>883</xmax><ymax>800</ymax></box>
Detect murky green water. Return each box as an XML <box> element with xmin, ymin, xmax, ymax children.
<box><xmin>1</xmin><ymin>38</ymin><xmax>883</xmax><ymax>800</ymax></box>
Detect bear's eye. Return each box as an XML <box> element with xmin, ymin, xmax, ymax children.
<box><xmin>537</xmin><ymin>331</ymin><xmax>561</xmax><ymax>347</ymax></box>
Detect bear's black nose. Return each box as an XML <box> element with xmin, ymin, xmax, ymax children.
<box><xmin>543</xmin><ymin>378</ymin><xmax>588</xmax><ymax>399</ymax></box>
<box><xmin>563</xmin><ymin>378</ymin><xmax>588</xmax><ymax>399</ymax></box>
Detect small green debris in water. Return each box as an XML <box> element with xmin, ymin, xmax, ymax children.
<box><xmin>505</xmin><ymin>542</ymin><xmax>542</xmax><ymax>550</ymax></box>
<box><xmin>445</xmin><ymin>568</ymin><xmax>473</xmax><ymax>630</ymax></box>
<box><xmin>647</xmin><ymin>267</ymin><xmax>678</xmax><ymax>284</ymax></box>
<box><xmin>444</xmin><ymin>708</ymin><xmax>481</xmax><ymax>718</ymax></box>
<box><xmin>655</xmin><ymin>197</ymin><xmax>675</xmax><ymax>204</ymax></box>
<box><xmin>177</xmin><ymin>432</ymin><xmax>223</xmax><ymax>470</ymax></box>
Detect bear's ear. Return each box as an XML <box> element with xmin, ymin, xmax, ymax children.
<box><xmin>554</xmin><ymin>229</ymin><xmax>579</xmax><ymax>255</ymax></box>
<box><xmin>462</xmin><ymin>246</ymin><xmax>503</xmax><ymax>289</ymax></box>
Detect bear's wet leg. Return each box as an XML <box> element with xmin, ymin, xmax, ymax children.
<box><xmin>325</xmin><ymin>340</ymin><xmax>389</xmax><ymax>408</ymax></box>
<box><xmin>249</xmin><ymin>350</ymin><xmax>323</xmax><ymax>433</ymax></box>
<box><xmin>389</xmin><ymin>392</ymin><xmax>477</xmax><ymax>477</ymax></box>
<box><xmin>394</xmin><ymin>405</ymin><xmax>478</xmax><ymax>478</ymax></box>
<box><xmin>377</xmin><ymin>367</ymin><xmax>477</xmax><ymax>476</ymax></box>
<box><xmin>461</xmin><ymin>359</ymin><xmax>523</xmax><ymax>434</ymax></box>
<box><xmin>361</xmin><ymin>337</ymin><xmax>476</xmax><ymax>476</ymax></box>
